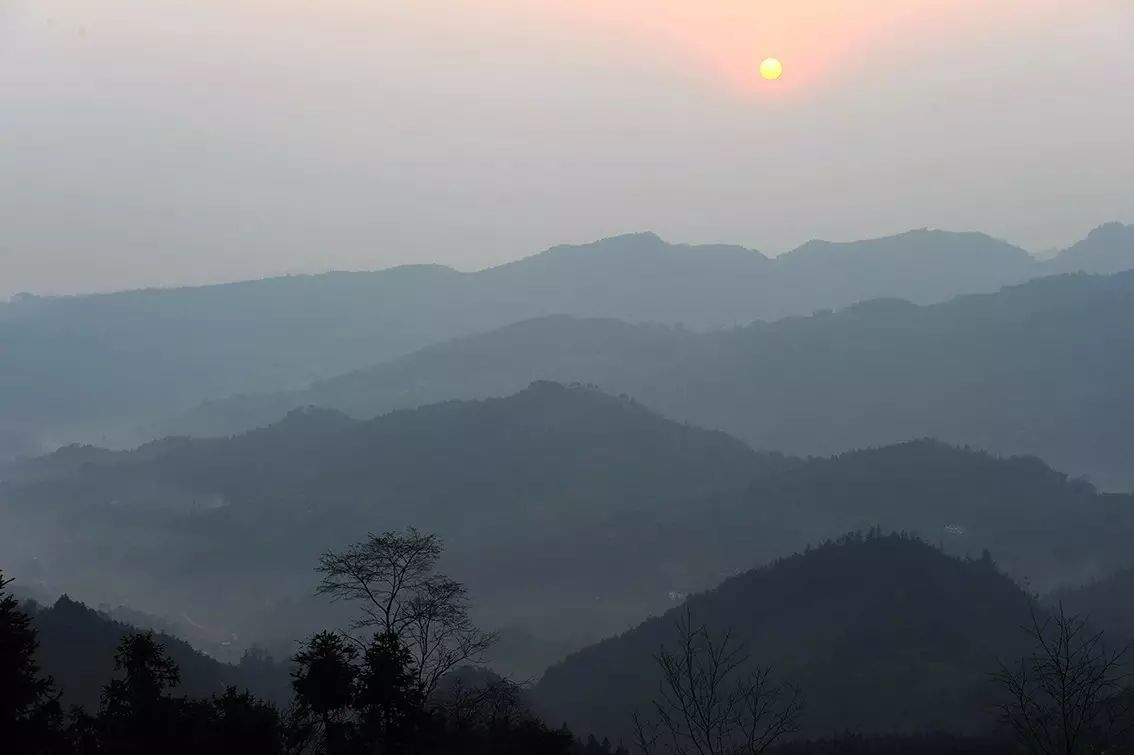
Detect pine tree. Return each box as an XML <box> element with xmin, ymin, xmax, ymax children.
<box><xmin>98</xmin><ymin>632</ymin><xmax>186</xmax><ymax>754</ymax></box>
<box><xmin>0</xmin><ymin>572</ymin><xmax>63</xmax><ymax>753</ymax></box>
<box><xmin>291</xmin><ymin>631</ymin><xmax>359</xmax><ymax>754</ymax></box>
<box><xmin>356</xmin><ymin>631</ymin><xmax>421</xmax><ymax>751</ymax></box>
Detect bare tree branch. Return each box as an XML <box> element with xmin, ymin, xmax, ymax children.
<box><xmin>316</xmin><ymin>528</ymin><xmax>495</xmax><ymax>706</ymax></box>
<box><xmin>633</xmin><ymin>608</ymin><xmax>802</xmax><ymax>755</ymax></box>
<box><xmin>993</xmin><ymin>601</ymin><xmax>1133</xmax><ymax>755</ymax></box>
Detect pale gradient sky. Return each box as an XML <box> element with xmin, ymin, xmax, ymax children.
<box><xmin>2</xmin><ymin>0</ymin><xmax>1132</xmax><ymax>296</ymax></box>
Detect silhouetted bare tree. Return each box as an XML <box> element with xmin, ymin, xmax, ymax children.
<box><xmin>316</xmin><ymin>528</ymin><xmax>495</xmax><ymax>701</ymax></box>
<box><xmin>633</xmin><ymin>608</ymin><xmax>802</xmax><ymax>755</ymax></box>
<box><xmin>994</xmin><ymin>603</ymin><xmax>1133</xmax><ymax>755</ymax></box>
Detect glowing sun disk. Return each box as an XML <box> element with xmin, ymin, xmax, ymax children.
<box><xmin>760</xmin><ymin>57</ymin><xmax>783</xmax><ymax>80</ymax></box>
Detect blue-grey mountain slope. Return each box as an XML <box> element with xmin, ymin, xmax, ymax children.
<box><xmin>10</xmin><ymin>224</ymin><xmax>1129</xmax><ymax>457</ymax></box>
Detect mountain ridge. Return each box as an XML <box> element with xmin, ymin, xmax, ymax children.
<box><xmin>4</xmin><ymin>224</ymin><xmax>1130</xmax><ymax>457</ymax></box>
<box><xmin>161</xmin><ymin>270</ymin><xmax>1134</xmax><ymax>490</ymax></box>
<box><xmin>6</xmin><ymin>384</ymin><xmax>1134</xmax><ymax>679</ymax></box>
<box><xmin>1</xmin><ymin>382</ymin><xmax>782</xmax><ymax>675</ymax></box>
<box><xmin>13</xmin><ymin>224</ymin><xmax>1117</xmax><ymax>304</ymax></box>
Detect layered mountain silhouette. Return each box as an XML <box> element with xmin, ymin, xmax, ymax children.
<box><xmin>1</xmin><ymin>383</ymin><xmax>780</xmax><ymax>674</ymax></box>
<box><xmin>168</xmin><ymin>270</ymin><xmax>1134</xmax><ymax>490</ymax></box>
<box><xmin>533</xmin><ymin>534</ymin><xmax>1040</xmax><ymax>740</ymax></box>
<box><xmin>619</xmin><ymin>439</ymin><xmax>1134</xmax><ymax>594</ymax></box>
<box><xmin>3</xmin><ymin>225</ymin><xmax>1130</xmax><ymax>458</ymax></box>
<box><xmin>5</xmin><ymin>384</ymin><xmax>1132</xmax><ymax>678</ymax></box>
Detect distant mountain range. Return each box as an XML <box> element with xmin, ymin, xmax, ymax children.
<box><xmin>2</xmin><ymin>224</ymin><xmax>1131</xmax><ymax>457</ymax></box>
<box><xmin>533</xmin><ymin>534</ymin><xmax>1041</xmax><ymax>740</ymax></box>
<box><xmin>1046</xmin><ymin>222</ymin><xmax>1134</xmax><ymax>275</ymax></box>
<box><xmin>167</xmin><ymin>270</ymin><xmax>1134</xmax><ymax>490</ymax></box>
<box><xmin>5</xmin><ymin>384</ymin><xmax>1132</xmax><ymax>678</ymax></box>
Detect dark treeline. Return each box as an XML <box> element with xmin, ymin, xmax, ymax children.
<box><xmin>26</xmin><ymin>594</ymin><xmax>291</xmax><ymax>713</ymax></box>
<box><xmin>2</xmin><ymin>559</ymin><xmax>574</xmax><ymax>755</ymax></box>
<box><xmin>6</xmin><ymin>530</ymin><xmax>1134</xmax><ymax>755</ymax></box>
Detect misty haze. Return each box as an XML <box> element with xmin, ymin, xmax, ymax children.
<box><xmin>2</xmin><ymin>2</ymin><xmax>1134</xmax><ymax>754</ymax></box>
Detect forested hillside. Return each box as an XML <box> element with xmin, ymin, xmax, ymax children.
<box><xmin>534</xmin><ymin>534</ymin><xmax>1042</xmax><ymax>741</ymax></box>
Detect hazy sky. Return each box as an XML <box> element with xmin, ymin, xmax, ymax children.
<box><xmin>2</xmin><ymin>0</ymin><xmax>1132</xmax><ymax>296</ymax></box>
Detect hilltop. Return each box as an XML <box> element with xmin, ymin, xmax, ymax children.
<box><xmin>534</xmin><ymin>534</ymin><xmax>1037</xmax><ymax>740</ymax></box>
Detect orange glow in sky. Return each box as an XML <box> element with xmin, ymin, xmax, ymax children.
<box><xmin>534</xmin><ymin>0</ymin><xmax>1062</xmax><ymax>97</ymax></box>
<box><xmin>120</xmin><ymin>0</ymin><xmax>1068</xmax><ymax>101</ymax></box>
<box><xmin>3</xmin><ymin>0</ymin><xmax>1131</xmax><ymax>292</ymax></box>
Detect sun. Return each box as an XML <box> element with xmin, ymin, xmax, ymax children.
<box><xmin>760</xmin><ymin>57</ymin><xmax>783</xmax><ymax>81</ymax></box>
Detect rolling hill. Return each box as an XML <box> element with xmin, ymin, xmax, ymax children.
<box><xmin>610</xmin><ymin>439</ymin><xmax>1134</xmax><ymax>594</ymax></box>
<box><xmin>5</xmin><ymin>224</ymin><xmax>1130</xmax><ymax>458</ymax></box>
<box><xmin>5</xmin><ymin>385</ymin><xmax>1133</xmax><ymax>679</ymax></box>
<box><xmin>533</xmin><ymin>534</ymin><xmax>1041</xmax><ymax>740</ymax></box>
<box><xmin>1</xmin><ymin>383</ymin><xmax>783</xmax><ymax>675</ymax></box>
<box><xmin>167</xmin><ymin>270</ymin><xmax>1134</xmax><ymax>490</ymax></box>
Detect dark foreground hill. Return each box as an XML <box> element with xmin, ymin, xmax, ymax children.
<box><xmin>28</xmin><ymin>595</ymin><xmax>289</xmax><ymax>711</ymax></box>
<box><xmin>170</xmin><ymin>270</ymin><xmax>1134</xmax><ymax>490</ymax></box>
<box><xmin>5</xmin><ymin>224</ymin><xmax>1131</xmax><ymax>458</ymax></box>
<box><xmin>534</xmin><ymin>534</ymin><xmax>1037</xmax><ymax>741</ymax></box>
